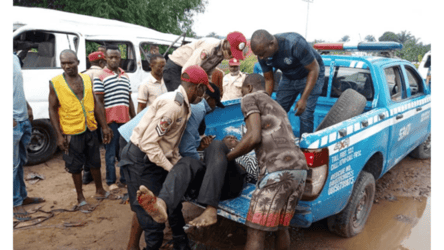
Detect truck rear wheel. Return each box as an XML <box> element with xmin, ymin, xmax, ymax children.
<box><xmin>409</xmin><ymin>134</ymin><xmax>431</xmax><ymax>159</ymax></box>
<box><xmin>26</xmin><ymin>119</ymin><xmax>57</xmax><ymax>166</ymax></box>
<box><xmin>316</xmin><ymin>89</ymin><xmax>367</xmax><ymax>131</ymax></box>
<box><xmin>327</xmin><ymin>171</ymin><xmax>375</xmax><ymax>238</ymax></box>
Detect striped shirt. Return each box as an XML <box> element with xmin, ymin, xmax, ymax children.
<box><xmin>94</xmin><ymin>67</ymin><xmax>131</xmax><ymax>124</ymax></box>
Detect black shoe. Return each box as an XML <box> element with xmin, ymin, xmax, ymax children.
<box><xmin>82</xmin><ymin>171</ymin><xmax>93</xmax><ymax>184</ymax></box>
<box><xmin>173</xmin><ymin>235</ymin><xmax>191</xmax><ymax>250</ymax></box>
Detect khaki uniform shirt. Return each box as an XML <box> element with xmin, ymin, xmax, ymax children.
<box><xmin>84</xmin><ymin>65</ymin><xmax>103</xmax><ymax>81</ymax></box>
<box><xmin>221</xmin><ymin>72</ymin><xmax>246</xmax><ymax>101</ymax></box>
<box><xmin>130</xmin><ymin>85</ymin><xmax>191</xmax><ymax>171</ymax></box>
<box><xmin>241</xmin><ymin>90</ymin><xmax>308</xmax><ymax>182</ymax></box>
<box><xmin>137</xmin><ymin>73</ymin><xmax>167</xmax><ymax>107</ymax></box>
<box><xmin>169</xmin><ymin>38</ymin><xmax>224</xmax><ymax>80</ymax></box>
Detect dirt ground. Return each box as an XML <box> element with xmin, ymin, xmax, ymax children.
<box><xmin>13</xmin><ymin>149</ymin><xmax>431</xmax><ymax>250</ymax></box>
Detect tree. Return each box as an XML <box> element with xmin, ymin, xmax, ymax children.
<box><xmin>396</xmin><ymin>40</ymin><xmax>430</xmax><ymax>62</ymax></box>
<box><xmin>396</xmin><ymin>30</ymin><xmax>413</xmax><ymax>45</ymax></box>
<box><xmin>206</xmin><ymin>32</ymin><xmax>219</xmax><ymax>38</ymax></box>
<box><xmin>365</xmin><ymin>35</ymin><xmax>376</xmax><ymax>42</ymax></box>
<box><xmin>339</xmin><ymin>35</ymin><xmax>350</xmax><ymax>42</ymax></box>
<box><xmin>13</xmin><ymin>0</ymin><xmax>208</xmax><ymax>37</ymax></box>
<box><xmin>378</xmin><ymin>31</ymin><xmax>398</xmax><ymax>42</ymax></box>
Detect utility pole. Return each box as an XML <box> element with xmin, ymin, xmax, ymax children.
<box><xmin>302</xmin><ymin>0</ymin><xmax>314</xmax><ymax>39</ymax></box>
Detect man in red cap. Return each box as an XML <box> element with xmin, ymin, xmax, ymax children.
<box><xmin>119</xmin><ymin>65</ymin><xmax>212</xmax><ymax>250</ymax></box>
<box><xmin>83</xmin><ymin>51</ymin><xmax>106</xmax><ymax>81</ymax></box>
<box><xmin>221</xmin><ymin>58</ymin><xmax>246</xmax><ymax>101</ymax></box>
<box><xmin>163</xmin><ymin>31</ymin><xmax>247</xmax><ymax>92</ymax></box>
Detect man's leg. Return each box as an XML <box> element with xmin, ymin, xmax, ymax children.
<box><xmin>122</xmin><ymin>142</ymin><xmax>169</xmax><ymax>250</ymax></box>
<box><xmin>86</xmin><ymin>130</ymin><xmax>112</xmax><ymax>198</ymax></box>
<box><xmin>105</xmin><ymin>122</ymin><xmax>120</xmax><ymax>186</ymax></box>
<box><xmin>297</xmin><ymin>76</ymin><xmax>324</xmax><ymax>135</ymax></box>
<box><xmin>127</xmin><ymin>213</ymin><xmax>143</xmax><ymax>250</ymax></box>
<box><xmin>189</xmin><ymin>140</ymin><xmax>230</xmax><ymax>226</ymax></box>
<box><xmin>245</xmin><ymin>227</ymin><xmax>266</xmax><ymax>250</ymax></box>
<box><xmin>275</xmin><ymin>228</ymin><xmax>291</xmax><ymax>250</ymax></box>
<box><xmin>13</xmin><ymin>121</ymin><xmax>27</xmax><ymax>214</ymax></box>
<box><xmin>275</xmin><ymin>76</ymin><xmax>298</xmax><ymax>113</ymax></box>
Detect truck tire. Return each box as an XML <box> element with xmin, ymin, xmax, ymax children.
<box><xmin>26</xmin><ymin>119</ymin><xmax>57</xmax><ymax>166</ymax></box>
<box><xmin>316</xmin><ymin>89</ymin><xmax>367</xmax><ymax>132</ymax></box>
<box><xmin>327</xmin><ymin>171</ymin><xmax>375</xmax><ymax>238</ymax></box>
<box><xmin>409</xmin><ymin>134</ymin><xmax>431</xmax><ymax>159</ymax></box>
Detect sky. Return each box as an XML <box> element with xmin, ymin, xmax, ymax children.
<box><xmin>192</xmin><ymin>0</ymin><xmax>433</xmax><ymax>44</ymax></box>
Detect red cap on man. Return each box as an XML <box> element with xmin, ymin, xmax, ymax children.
<box><xmin>226</xmin><ymin>31</ymin><xmax>247</xmax><ymax>61</ymax></box>
<box><xmin>88</xmin><ymin>51</ymin><xmax>105</xmax><ymax>62</ymax></box>
<box><xmin>229</xmin><ymin>58</ymin><xmax>241</xmax><ymax>66</ymax></box>
<box><xmin>181</xmin><ymin>65</ymin><xmax>215</xmax><ymax>92</ymax></box>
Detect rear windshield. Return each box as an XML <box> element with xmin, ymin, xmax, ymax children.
<box><xmin>330</xmin><ymin>67</ymin><xmax>374</xmax><ymax>101</ymax></box>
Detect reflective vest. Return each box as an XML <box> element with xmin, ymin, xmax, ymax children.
<box><xmin>51</xmin><ymin>73</ymin><xmax>98</xmax><ymax>135</ymax></box>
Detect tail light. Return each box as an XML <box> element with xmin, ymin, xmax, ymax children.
<box><xmin>301</xmin><ymin>147</ymin><xmax>329</xmax><ymax>200</ymax></box>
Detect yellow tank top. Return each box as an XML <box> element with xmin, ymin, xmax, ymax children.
<box><xmin>51</xmin><ymin>73</ymin><xmax>98</xmax><ymax>135</ymax></box>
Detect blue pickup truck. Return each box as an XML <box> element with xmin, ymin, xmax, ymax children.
<box><xmin>201</xmin><ymin>42</ymin><xmax>431</xmax><ymax>237</ymax></box>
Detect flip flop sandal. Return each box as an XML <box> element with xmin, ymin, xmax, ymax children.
<box><xmin>76</xmin><ymin>200</ymin><xmax>93</xmax><ymax>214</ymax></box>
<box><xmin>95</xmin><ymin>191</ymin><xmax>119</xmax><ymax>200</ymax></box>
<box><xmin>13</xmin><ymin>212</ymin><xmax>32</xmax><ymax>221</ymax></box>
<box><xmin>25</xmin><ymin>197</ymin><xmax>45</xmax><ymax>205</ymax></box>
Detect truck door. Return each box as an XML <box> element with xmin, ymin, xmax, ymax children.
<box><xmin>384</xmin><ymin>66</ymin><xmax>415</xmax><ymax>169</ymax></box>
<box><xmin>402</xmin><ymin>65</ymin><xmax>431</xmax><ymax>148</ymax></box>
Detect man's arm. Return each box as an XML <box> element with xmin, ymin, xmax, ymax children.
<box><xmin>26</xmin><ymin>101</ymin><xmax>33</xmax><ymax>123</ymax></box>
<box><xmin>137</xmin><ymin>103</ymin><xmax>147</xmax><ymax>114</ymax></box>
<box><xmin>226</xmin><ymin>112</ymin><xmax>261</xmax><ymax>161</ymax></box>
<box><xmin>294</xmin><ymin>59</ymin><xmax>319</xmax><ymax>116</ymax></box>
<box><xmin>48</xmin><ymin>82</ymin><xmax>68</xmax><ymax>152</ymax></box>
<box><xmin>263</xmin><ymin>71</ymin><xmax>275</xmax><ymax>96</ymax></box>
<box><xmin>128</xmin><ymin>95</ymin><xmax>136</xmax><ymax>119</ymax></box>
<box><xmin>93</xmin><ymin>91</ymin><xmax>113</xmax><ymax>144</ymax></box>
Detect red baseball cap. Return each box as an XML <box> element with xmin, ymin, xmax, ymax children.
<box><xmin>88</xmin><ymin>51</ymin><xmax>105</xmax><ymax>62</ymax></box>
<box><xmin>181</xmin><ymin>65</ymin><xmax>215</xmax><ymax>92</ymax></box>
<box><xmin>229</xmin><ymin>58</ymin><xmax>241</xmax><ymax>66</ymax></box>
<box><xmin>226</xmin><ymin>31</ymin><xmax>247</xmax><ymax>60</ymax></box>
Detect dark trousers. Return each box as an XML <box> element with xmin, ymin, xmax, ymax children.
<box><xmin>163</xmin><ymin>59</ymin><xmax>182</xmax><ymax>92</ymax></box>
<box><xmin>120</xmin><ymin>142</ymin><xmax>187</xmax><ymax>250</ymax></box>
<box><xmin>158</xmin><ymin>140</ymin><xmax>246</xmax><ymax>215</ymax></box>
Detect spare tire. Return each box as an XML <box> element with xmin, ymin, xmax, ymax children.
<box><xmin>26</xmin><ymin>119</ymin><xmax>57</xmax><ymax>166</ymax></box>
<box><xmin>316</xmin><ymin>89</ymin><xmax>367</xmax><ymax>132</ymax></box>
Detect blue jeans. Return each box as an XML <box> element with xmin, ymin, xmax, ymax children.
<box><xmin>276</xmin><ymin>74</ymin><xmax>324</xmax><ymax>136</ymax></box>
<box><xmin>13</xmin><ymin>119</ymin><xmax>32</xmax><ymax>207</ymax></box>
<box><xmin>105</xmin><ymin>122</ymin><xmax>125</xmax><ymax>185</ymax></box>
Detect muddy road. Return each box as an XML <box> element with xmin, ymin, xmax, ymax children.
<box><xmin>13</xmin><ymin>149</ymin><xmax>430</xmax><ymax>250</ymax></box>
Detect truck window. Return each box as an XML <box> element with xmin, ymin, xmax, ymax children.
<box><xmin>320</xmin><ymin>66</ymin><xmax>330</xmax><ymax>97</ymax></box>
<box><xmin>13</xmin><ymin>31</ymin><xmax>78</xmax><ymax>69</ymax></box>
<box><xmin>331</xmin><ymin>67</ymin><xmax>374</xmax><ymax>100</ymax></box>
<box><xmin>404</xmin><ymin>66</ymin><xmax>424</xmax><ymax>96</ymax></box>
<box><xmin>384</xmin><ymin>67</ymin><xmax>406</xmax><ymax>101</ymax></box>
<box><xmin>86</xmin><ymin>40</ymin><xmax>136</xmax><ymax>73</ymax></box>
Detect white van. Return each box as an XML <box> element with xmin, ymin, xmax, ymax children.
<box><xmin>418</xmin><ymin>50</ymin><xmax>431</xmax><ymax>80</ymax></box>
<box><xmin>13</xmin><ymin>6</ymin><xmax>197</xmax><ymax>165</ymax></box>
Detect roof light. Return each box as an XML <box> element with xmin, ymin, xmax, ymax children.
<box><xmin>314</xmin><ymin>42</ymin><xmax>403</xmax><ymax>51</ymax></box>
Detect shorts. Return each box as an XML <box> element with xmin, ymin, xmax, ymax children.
<box><xmin>245</xmin><ymin>169</ymin><xmax>307</xmax><ymax>232</ymax></box>
<box><xmin>63</xmin><ymin>129</ymin><xmax>101</xmax><ymax>174</ymax></box>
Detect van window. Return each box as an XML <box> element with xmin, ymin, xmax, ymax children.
<box><xmin>330</xmin><ymin>67</ymin><xmax>374</xmax><ymax>100</ymax></box>
<box><xmin>404</xmin><ymin>66</ymin><xmax>424</xmax><ymax>96</ymax></box>
<box><xmin>86</xmin><ymin>40</ymin><xmax>136</xmax><ymax>73</ymax></box>
<box><xmin>384</xmin><ymin>67</ymin><xmax>406</xmax><ymax>101</ymax></box>
<box><xmin>13</xmin><ymin>31</ymin><xmax>78</xmax><ymax>69</ymax></box>
<box><xmin>139</xmin><ymin>43</ymin><xmax>160</xmax><ymax>72</ymax></box>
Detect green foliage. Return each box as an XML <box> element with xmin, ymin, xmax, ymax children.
<box><xmin>239</xmin><ymin>55</ymin><xmax>257</xmax><ymax>74</ymax></box>
<box><xmin>395</xmin><ymin>40</ymin><xmax>430</xmax><ymax>62</ymax></box>
<box><xmin>14</xmin><ymin>0</ymin><xmax>208</xmax><ymax>37</ymax></box>
<box><xmin>378</xmin><ymin>31</ymin><xmax>398</xmax><ymax>42</ymax></box>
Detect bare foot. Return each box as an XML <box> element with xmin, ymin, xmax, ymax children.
<box><xmin>136</xmin><ymin>185</ymin><xmax>168</xmax><ymax>223</ymax></box>
<box><xmin>95</xmin><ymin>189</ymin><xmax>119</xmax><ymax>200</ymax></box>
<box><xmin>189</xmin><ymin>206</ymin><xmax>218</xmax><ymax>227</ymax></box>
<box><xmin>22</xmin><ymin>197</ymin><xmax>45</xmax><ymax>206</ymax></box>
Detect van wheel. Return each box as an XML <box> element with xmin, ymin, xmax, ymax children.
<box><xmin>327</xmin><ymin>171</ymin><xmax>375</xmax><ymax>238</ymax></box>
<box><xmin>409</xmin><ymin>134</ymin><xmax>431</xmax><ymax>159</ymax></box>
<box><xmin>316</xmin><ymin>89</ymin><xmax>367</xmax><ymax>131</ymax></box>
<box><xmin>26</xmin><ymin>119</ymin><xmax>57</xmax><ymax>166</ymax></box>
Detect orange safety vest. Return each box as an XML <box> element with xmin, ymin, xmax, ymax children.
<box><xmin>51</xmin><ymin>73</ymin><xmax>98</xmax><ymax>135</ymax></box>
